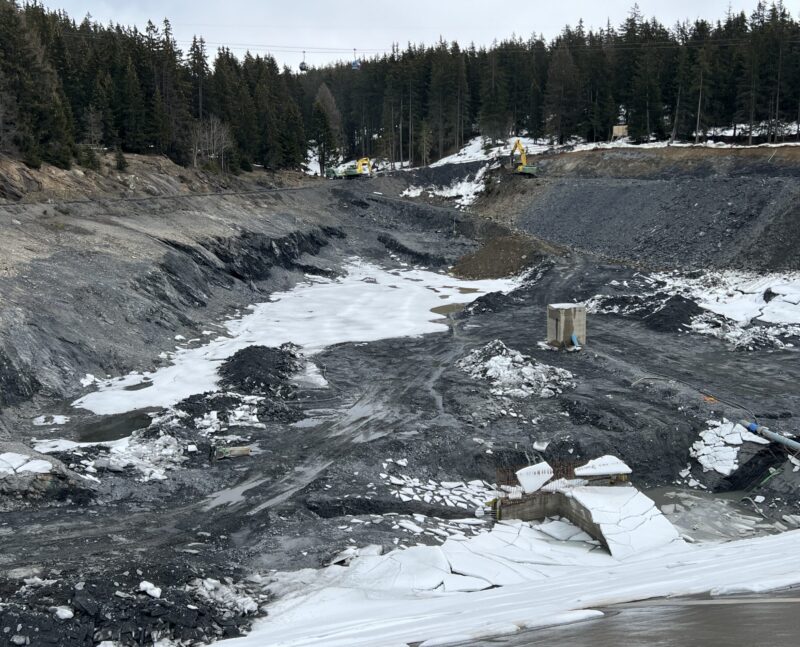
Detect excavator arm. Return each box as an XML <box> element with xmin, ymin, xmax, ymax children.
<box><xmin>355</xmin><ymin>158</ymin><xmax>372</xmax><ymax>175</ymax></box>
<box><xmin>511</xmin><ymin>139</ymin><xmax>527</xmax><ymax>170</ymax></box>
<box><xmin>510</xmin><ymin>139</ymin><xmax>537</xmax><ymax>177</ymax></box>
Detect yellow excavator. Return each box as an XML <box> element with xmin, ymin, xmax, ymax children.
<box><xmin>510</xmin><ymin>139</ymin><xmax>538</xmax><ymax>176</ymax></box>
<box><xmin>329</xmin><ymin>157</ymin><xmax>372</xmax><ymax>179</ymax></box>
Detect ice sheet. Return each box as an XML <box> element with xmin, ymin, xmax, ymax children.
<box><xmin>220</xmin><ymin>520</ymin><xmax>800</xmax><ymax>647</ymax></box>
<box><xmin>575</xmin><ymin>455</ymin><xmax>632</xmax><ymax>477</ymax></box>
<box><xmin>0</xmin><ymin>452</ymin><xmax>53</xmax><ymax>476</ymax></box>
<box><xmin>73</xmin><ymin>261</ymin><xmax>517</xmax><ymax>415</ymax></box>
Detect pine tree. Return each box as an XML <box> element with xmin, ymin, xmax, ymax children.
<box><xmin>188</xmin><ymin>37</ymin><xmax>209</xmax><ymax>120</ymax></box>
<box><xmin>117</xmin><ymin>55</ymin><xmax>146</xmax><ymax>152</ymax></box>
<box><xmin>544</xmin><ymin>42</ymin><xmax>580</xmax><ymax>144</ymax></box>
<box><xmin>311</xmin><ymin>97</ymin><xmax>337</xmax><ymax>176</ymax></box>
<box><xmin>479</xmin><ymin>49</ymin><xmax>509</xmax><ymax>142</ymax></box>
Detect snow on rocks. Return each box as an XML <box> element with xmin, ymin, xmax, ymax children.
<box><xmin>193</xmin><ymin>396</ymin><xmax>266</xmax><ymax>436</ymax></box>
<box><xmin>187</xmin><ymin>578</ymin><xmax>260</xmax><ymax>615</ymax></box>
<box><xmin>139</xmin><ymin>580</ymin><xmax>162</xmax><ymax>599</ymax></box>
<box><xmin>574</xmin><ymin>455</ymin><xmax>632</xmax><ymax>477</ymax></box>
<box><xmin>689</xmin><ymin>311</ymin><xmax>800</xmax><ymax>350</ymax></box>
<box><xmin>690</xmin><ymin>419</ymin><xmax>770</xmax><ymax>476</ymax></box>
<box><xmin>34</xmin><ymin>427</ymin><xmax>186</xmax><ymax>483</ymax></box>
<box><xmin>458</xmin><ymin>340</ymin><xmax>575</xmax><ymax>398</ymax></box>
<box><xmin>402</xmin><ymin>164</ymin><xmax>494</xmax><ymax>208</ymax></box>
<box><xmin>683</xmin><ymin>272</ymin><xmax>800</xmax><ymax>323</ymax></box>
<box><xmin>590</xmin><ymin>270</ymin><xmax>800</xmax><ymax>350</ymax></box>
<box><xmin>50</xmin><ymin>606</ymin><xmax>74</xmax><ymax>620</ymax></box>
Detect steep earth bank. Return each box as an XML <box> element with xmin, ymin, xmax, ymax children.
<box><xmin>377</xmin><ymin>146</ymin><xmax>800</xmax><ymax>272</ymax></box>
<box><xmin>483</xmin><ymin>146</ymin><xmax>800</xmax><ymax>272</ymax></box>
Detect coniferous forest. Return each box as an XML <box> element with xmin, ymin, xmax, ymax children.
<box><xmin>0</xmin><ymin>0</ymin><xmax>798</xmax><ymax>173</ymax></box>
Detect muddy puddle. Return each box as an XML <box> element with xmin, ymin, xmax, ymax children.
<box><xmin>644</xmin><ymin>486</ymin><xmax>778</xmax><ymax>541</ymax></box>
<box><xmin>431</xmin><ymin>302</ymin><xmax>469</xmax><ymax>317</ymax></box>
<box><xmin>74</xmin><ymin>409</ymin><xmax>154</xmax><ymax>442</ymax></box>
<box><xmin>123</xmin><ymin>379</ymin><xmax>153</xmax><ymax>391</ymax></box>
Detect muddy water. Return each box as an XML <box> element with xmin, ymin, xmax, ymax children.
<box><xmin>74</xmin><ymin>410</ymin><xmax>153</xmax><ymax>442</ymax></box>
<box><xmin>471</xmin><ymin>595</ymin><xmax>800</xmax><ymax>646</ymax></box>
<box><xmin>429</xmin><ymin>287</ymin><xmax>478</xmax><ymax>317</ymax></box>
<box><xmin>431</xmin><ymin>302</ymin><xmax>469</xmax><ymax>317</ymax></box>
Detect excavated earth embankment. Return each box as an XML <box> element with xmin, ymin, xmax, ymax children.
<box><xmin>477</xmin><ymin>146</ymin><xmax>800</xmax><ymax>271</ymax></box>
<box><xmin>2</xmin><ymin>148</ymin><xmax>800</xmax><ymax>646</ymax></box>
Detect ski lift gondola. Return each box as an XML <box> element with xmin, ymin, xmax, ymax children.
<box><xmin>351</xmin><ymin>48</ymin><xmax>361</xmax><ymax>71</ymax></box>
<box><xmin>299</xmin><ymin>50</ymin><xmax>309</xmax><ymax>72</ymax></box>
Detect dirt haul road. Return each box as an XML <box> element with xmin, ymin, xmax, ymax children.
<box><xmin>1</xmin><ymin>148</ymin><xmax>799</xmax><ymax>646</ymax></box>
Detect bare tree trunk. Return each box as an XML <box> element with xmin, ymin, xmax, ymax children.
<box><xmin>774</xmin><ymin>44</ymin><xmax>783</xmax><ymax>143</ymax></box>
<box><xmin>694</xmin><ymin>69</ymin><xmax>703</xmax><ymax>145</ymax></box>
<box><xmin>409</xmin><ymin>84</ymin><xmax>413</xmax><ymax>167</ymax></box>
<box><xmin>399</xmin><ymin>95</ymin><xmax>404</xmax><ymax>167</ymax></box>
<box><xmin>748</xmin><ymin>67</ymin><xmax>756</xmax><ymax>146</ymax></box>
<box><xmin>390</xmin><ymin>102</ymin><xmax>395</xmax><ymax>170</ymax></box>
<box><xmin>670</xmin><ymin>84</ymin><xmax>682</xmax><ymax>144</ymax></box>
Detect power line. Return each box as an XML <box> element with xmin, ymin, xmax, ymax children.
<box><xmin>38</xmin><ymin>24</ymin><xmax>800</xmax><ymax>57</ymax></box>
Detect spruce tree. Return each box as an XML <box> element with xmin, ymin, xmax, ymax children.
<box><xmin>544</xmin><ymin>42</ymin><xmax>580</xmax><ymax>144</ymax></box>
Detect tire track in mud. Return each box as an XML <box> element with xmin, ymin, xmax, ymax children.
<box><xmin>212</xmin><ymin>336</ymin><xmax>471</xmax><ymax>518</ymax></box>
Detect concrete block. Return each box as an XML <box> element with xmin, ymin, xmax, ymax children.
<box><xmin>547</xmin><ymin>304</ymin><xmax>586</xmax><ymax>348</ymax></box>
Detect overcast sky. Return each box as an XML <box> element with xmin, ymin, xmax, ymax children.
<box><xmin>45</xmin><ymin>1</ymin><xmax>773</xmax><ymax>70</ymax></box>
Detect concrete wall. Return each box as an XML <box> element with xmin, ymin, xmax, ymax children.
<box><xmin>497</xmin><ymin>491</ymin><xmax>608</xmax><ymax>552</ymax></box>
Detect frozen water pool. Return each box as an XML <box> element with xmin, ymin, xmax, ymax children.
<box><xmin>478</xmin><ymin>594</ymin><xmax>800</xmax><ymax>647</ymax></box>
<box><xmin>73</xmin><ymin>260</ymin><xmax>518</xmax><ymax>415</ymax></box>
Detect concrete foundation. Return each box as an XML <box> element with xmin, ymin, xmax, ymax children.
<box><xmin>496</xmin><ymin>489</ymin><xmax>613</xmax><ymax>552</ymax></box>
<box><xmin>547</xmin><ymin>304</ymin><xmax>587</xmax><ymax>348</ymax></box>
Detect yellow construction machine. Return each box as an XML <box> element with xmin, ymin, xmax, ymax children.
<box><xmin>329</xmin><ymin>157</ymin><xmax>372</xmax><ymax>179</ymax></box>
<box><xmin>510</xmin><ymin>139</ymin><xmax>538</xmax><ymax>176</ymax></box>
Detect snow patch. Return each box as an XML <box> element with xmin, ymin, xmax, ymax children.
<box><xmin>590</xmin><ymin>270</ymin><xmax>800</xmax><ymax>350</ymax></box>
<box><xmin>402</xmin><ymin>163</ymin><xmax>493</xmax><ymax>208</ymax></box>
<box><xmin>32</xmin><ymin>415</ymin><xmax>70</xmax><ymax>426</ymax></box>
<box><xmin>73</xmin><ymin>260</ymin><xmax>518</xmax><ymax>415</ymax></box>
<box><xmin>380</xmin><ymin>467</ymin><xmax>496</xmax><ymax>513</ymax></box>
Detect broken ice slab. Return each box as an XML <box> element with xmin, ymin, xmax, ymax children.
<box><xmin>574</xmin><ymin>455</ymin><xmax>632</xmax><ymax>477</ymax></box>
<box><xmin>516</xmin><ymin>462</ymin><xmax>553</xmax><ymax>493</ymax></box>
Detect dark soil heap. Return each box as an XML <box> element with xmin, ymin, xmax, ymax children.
<box><xmin>643</xmin><ymin>295</ymin><xmax>704</xmax><ymax>333</ymax></box>
<box><xmin>218</xmin><ymin>344</ymin><xmax>302</xmax><ymax>398</ymax></box>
